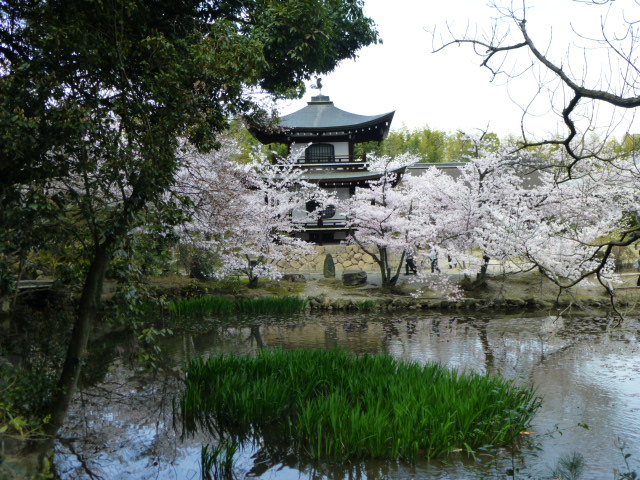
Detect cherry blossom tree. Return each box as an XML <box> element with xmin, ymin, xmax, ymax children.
<box><xmin>483</xmin><ymin>152</ymin><xmax>640</xmax><ymax>295</ymax></box>
<box><xmin>434</xmin><ymin>1</ymin><xmax>640</xmax><ymax>300</ymax></box>
<box><xmin>341</xmin><ymin>154</ymin><xmax>420</xmax><ymax>288</ymax></box>
<box><xmin>398</xmin><ymin>140</ymin><xmax>534</xmax><ymax>293</ymax></box>
<box><xmin>409</xmin><ymin>141</ymin><xmax>535</xmax><ymax>266</ymax></box>
<box><xmin>406</xmin><ymin>138</ymin><xmax>639</xmax><ymax>303</ymax></box>
<box><xmin>175</xmin><ymin>141</ymin><xmax>325</xmax><ymax>287</ymax></box>
<box><xmin>341</xmin><ymin>145</ymin><xmax>541</xmax><ymax>292</ymax></box>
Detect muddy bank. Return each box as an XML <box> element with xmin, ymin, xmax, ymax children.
<box><xmin>145</xmin><ymin>270</ymin><xmax>640</xmax><ymax>315</ymax></box>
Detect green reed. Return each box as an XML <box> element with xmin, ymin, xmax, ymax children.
<box><xmin>168</xmin><ymin>295</ymin><xmax>307</xmax><ymax>317</ymax></box>
<box><xmin>355</xmin><ymin>300</ymin><xmax>377</xmax><ymax>311</ymax></box>
<box><xmin>181</xmin><ymin>349</ymin><xmax>540</xmax><ymax>462</ymax></box>
<box><xmin>201</xmin><ymin>440</ymin><xmax>238</xmax><ymax>480</ymax></box>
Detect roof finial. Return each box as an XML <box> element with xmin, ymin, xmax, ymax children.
<box><xmin>311</xmin><ymin>77</ymin><xmax>323</xmax><ymax>95</ymax></box>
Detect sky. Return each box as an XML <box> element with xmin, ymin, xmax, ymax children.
<box><xmin>276</xmin><ymin>0</ymin><xmax>638</xmax><ymax>138</ymax></box>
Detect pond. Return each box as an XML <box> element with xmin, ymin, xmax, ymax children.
<box><xmin>54</xmin><ymin>312</ymin><xmax>640</xmax><ymax>479</ymax></box>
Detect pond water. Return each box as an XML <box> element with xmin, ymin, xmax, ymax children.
<box><xmin>54</xmin><ymin>312</ymin><xmax>640</xmax><ymax>479</ymax></box>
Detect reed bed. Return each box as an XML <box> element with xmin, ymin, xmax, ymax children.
<box><xmin>168</xmin><ymin>295</ymin><xmax>307</xmax><ymax>317</ymax></box>
<box><xmin>181</xmin><ymin>349</ymin><xmax>540</xmax><ymax>461</ymax></box>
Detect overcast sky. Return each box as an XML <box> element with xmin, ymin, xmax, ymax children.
<box><xmin>276</xmin><ymin>0</ymin><xmax>638</xmax><ymax>138</ymax></box>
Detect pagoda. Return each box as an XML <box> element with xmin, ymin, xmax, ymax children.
<box><xmin>251</xmin><ymin>90</ymin><xmax>398</xmax><ymax>244</ymax></box>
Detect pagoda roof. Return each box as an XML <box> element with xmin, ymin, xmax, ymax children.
<box><xmin>299</xmin><ymin>165</ymin><xmax>406</xmax><ymax>187</ymax></box>
<box><xmin>251</xmin><ymin>94</ymin><xmax>394</xmax><ymax>144</ymax></box>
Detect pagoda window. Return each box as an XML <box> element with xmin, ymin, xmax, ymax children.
<box><xmin>305</xmin><ymin>143</ymin><xmax>334</xmax><ymax>163</ymax></box>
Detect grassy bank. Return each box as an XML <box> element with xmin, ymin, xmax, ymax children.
<box><xmin>181</xmin><ymin>348</ymin><xmax>540</xmax><ymax>461</ymax></box>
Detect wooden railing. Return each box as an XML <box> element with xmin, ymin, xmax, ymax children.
<box><xmin>295</xmin><ymin>218</ymin><xmax>348</xmax><ymax>229</ymax></box>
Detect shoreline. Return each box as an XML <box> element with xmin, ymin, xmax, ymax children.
<box><xmin>145</xmin><ymin>271</ymin><xmax>640</xmax><ymax>316</ymax></box>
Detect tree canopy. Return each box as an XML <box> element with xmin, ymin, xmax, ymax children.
<box><xmin>1</xmin><ymin>0</ymin><xmax>379</xmax><ymax>186</ymax></box>
<box><xmin>0</xmin><ymin>0</ymin><xmax>380</xmax><ymax>437</ymax></box>
<box><xmin>433</xmin><ymin>0</ymin><xmax>640</xmax><ymax>292</ymax></box>
<box><xmin>354</xmin><ymin>127</ymin><xmax>502</xmax><ymax>163</ymax></box>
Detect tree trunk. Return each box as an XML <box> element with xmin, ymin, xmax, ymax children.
<box><xmin>44</xmin><ymin>242</ymin><xmax>111</xmax><ymax>437</ymax></box>
<box><xmin>378</xmin><ymin>247</ymin><xmax>401</xmax><ymax>288</ymax></box>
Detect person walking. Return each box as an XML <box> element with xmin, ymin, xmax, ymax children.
<box><xmin>430</xmin><ymin>251</ymin><xmax>440</xmax><ymax>273</ymax></box>
<box><xmin>405</xmin><ymin>252</ymin><xmax>417</xmax><ymax>275</ymax></box>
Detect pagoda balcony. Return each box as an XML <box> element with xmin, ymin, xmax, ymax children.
<box><xmin>292</xmin><ymin>206</ymin><xmax>348</xmax><ymax>229</ymax></box>
<box><xmin>292</xmin><ymin>154</ymin><xmax>369</xmax><ymax>171</ymax></box>
<box><xmin>293</xmin><ymin>217</ymin><xmax>348</xmax><ymax>229</ymax></box>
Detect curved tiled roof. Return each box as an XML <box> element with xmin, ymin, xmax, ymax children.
<box><xmin>280</xmin><ymin>95</ymin><xmax>394</xmax><ymax>130</ymax></box>
<box><xmin>251</xmin><ymin>95</ymin><xmax>394</xmax><ymax>144</ymax></box>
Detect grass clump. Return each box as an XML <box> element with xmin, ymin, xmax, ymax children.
<box><xmin>551</xmin><ymin>451</ymin><xmax>585</xmax><ymax>480</ymax></box>
<box><xmin>181</xmin><ymin>349</ymin><xmax>540</xmax><ymax>462</ymax></box>
<box><xmin>201</xmin><ymin>440</ymin><xmax>238</xmax><ymax>480</ymax></box>
<box><xmin>168</xmin><ymin>295</ymin><xmax>307</xmax><ymax>317</ymax></box>
<box><xmin>356</xmin><ymin>300</ymin><xmax>377</xmax><ymax>311</ymax></box>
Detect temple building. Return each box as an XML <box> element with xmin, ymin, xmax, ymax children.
<box><xmin>251</xmin><ymin>92</ymin><xmax>400</xmax><ymax>244</ymax></box>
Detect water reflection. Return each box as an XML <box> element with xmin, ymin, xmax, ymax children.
<box><xmin>56</xmin><ymin>312</ymin><xmax>640</xmax><ymax>479</ymax></box>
